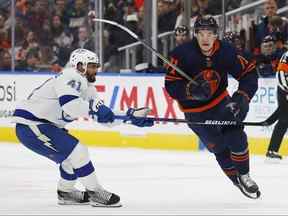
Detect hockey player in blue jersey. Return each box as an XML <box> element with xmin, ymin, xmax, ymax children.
<box><xmin>12</xmin><ymin>48</ymin><xmax>153</xmax><ymax>207</ymax></box>
<box><xmin>165</xmin><ymin>15</ymin><xmax>261</xmax><ymax>199</ymax></box>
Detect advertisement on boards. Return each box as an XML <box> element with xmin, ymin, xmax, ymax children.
<box><xmin>0</xmin><ymin>73</ymin><xmax>279</xmax><ymax>138</ymax></box>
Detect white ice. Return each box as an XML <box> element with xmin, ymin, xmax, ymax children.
<box><xmin>1</xmin><ymin>142</ymin><xmax>288</xmax><ymax>215</ymax></box>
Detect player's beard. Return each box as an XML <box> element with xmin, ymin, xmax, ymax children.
<box><xmin>87</xmin><ymin>74</ymin><xmax>96</xmax><ymax>83</ymax></box>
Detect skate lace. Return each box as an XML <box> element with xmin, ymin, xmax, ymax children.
<box><xmin>90</xmin><ymin>189</ymin><xmax>112</xmax><ymax>204</ymax></box>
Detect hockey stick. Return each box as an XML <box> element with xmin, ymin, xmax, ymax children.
<box><xmin>91</xmin><ymin>18</ymin><xmax>197</xmax><ymax>85</ymax></box>
<box><xmin>115</xmin><ymin>108</ymin><xmax>279</xmax><ymax>126</ymax></box>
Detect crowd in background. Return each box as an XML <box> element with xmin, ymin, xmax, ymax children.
<box><xmin>0</xmin><ymin>0</ymin><xmax>288</xmax><ymax>77</ymax></box>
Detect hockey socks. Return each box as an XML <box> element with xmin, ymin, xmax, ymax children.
<box><xmin>215</xmin><ymin>149</ymin><xmax>238</xmax><ymax>184</ymax></box>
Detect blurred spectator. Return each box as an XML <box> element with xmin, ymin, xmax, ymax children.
<box><xmin>174</xmin><ymin>25</ymin><xmax>191</xmax><ymax>46</ymax></box>
<box><xmin>49</xmin><ymin>14</ymin><xmax>73</xmax><ymax>67</ymax></box>
<box><xmin>0</xmin><ymin>30</ymin><xmax>11</xmax><ymax>49</ymax></box>
<box><xmin>223</xmin><ymin>31</ymin><xmax>253</xmax><ymax>60</ymax></box>
<box><xmin>14</xmin><ymin>17</ymin><xmax>27</xmax><ymax>47</ymax></box>
<box><xmin>50</xmin><ymin>14</ymin><xmax>73</xmax><ymax>47</ymax></box>
<box><xmin>15</xmin><ymin>0</ymin><xmax>29</xmax><ymax>17</ymax></box>
<box><xmin>71</xmin><ymin>26</ymin><xmax>95</xmax><ymax>51</ymax></box>
<box><xmin>0</xmin><ymin>11</ymin><xmax>9</xmax><ymax>32</ymax></box>
<box><xmin>16</xmin><ymin>48</ymin><xmax>42</xmax><ymax>71</ymax></box>
<box><xmin>0</xmin><ymin>0</ymin><xmax>10</xmax><ymax>9</ymax></box>
<box><xmin>137</xmin><ymin>4</ymin><xmax>145</xmax><ymax>34</ymax></box>
<box><xmin>195</xmin><ymin>0</ymin><xmax>218</xmax><ymax>16</ymax></box>
<box><xmin>255</xmin><ymin>35</ymin><xmax>281</xmax><ymax>77</ymax></box>
<box><xmin>25</xmin><ymin>0</ymin><xmax>50</xmax><ymax>40</ymax></box>
<box><xmin>254</xmin><ymin>0</ymin><xmax>288</xmax><ymax>54</ymax></box>
<box><xmin>109</xmin><ymin>10</ymin><xmax>140</xmax><ymax>46</ymax></box>
<box><xmin>176</xmin><ymin>0</ymin><xmax>222</xmax><ymax>31</ymax></box>
<box><xmin>0</xmin><ymin>49</ymin><xmax>11</xmax><ymax>70</ymax></box>
<box><xmin>65</xmin><ymin>0</ymin><xmax>88</xmax><ymax>37</ymax></box>
<box><xmin>16</xmin><ymin>31</ymin><xmax>40</xmax><ymax>61</ymax></box>
<box><xmin>134</xmin><ymin>0</ymin><xmax>144</xmax><ymax>11</ymax></box>
<box><xmin>51</xmin><ymin>0</ymin><xmax>69</xmax><ymax>27</ymax></box>
<box><xmin>158</xmin><ymin>0</ymin><xmax>178</xmax><ymax>33</ymax></box>
<box><xmin>240</xmin><ymin>0</ymin><xmax>263</xmax><ymax>16</ymax></box>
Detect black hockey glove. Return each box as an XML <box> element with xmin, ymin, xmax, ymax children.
<box><xmin>225</xmin><ymin>92</ymin><xmax>249</xmax><ymax>121</ymax></box>
<box><xmin>186</xmin><ymin>79</ymin><xmax>212</xmax><ymax>101</ymax></box>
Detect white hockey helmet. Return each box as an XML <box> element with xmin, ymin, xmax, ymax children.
<box><xmin>69</xmin><ymin>48</ymin><xmax>100</xmax><ymax>74</ymax></box>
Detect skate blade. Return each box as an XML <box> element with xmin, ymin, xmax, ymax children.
<box><xmin>265</xmin><ymin>157</ymin><xmax>282</xmax><ymax>164</ymax></box>
<box><xmin>90</xmin><ymin>201</ymin><xmax>122</xmax><ymax>208</ymax></box>
<box><xmin>244</xmin><ymin>190</ymin><xmax>261</xmax><ymax>199</ymax></box>
<box><xmin>58</xmin><ymin>200</ymin><xmax>90</xmax><ymax>205</ymax></box>
<box><xmin>235</xmin><ymin>184</ymin><xmax>261</xmax><ymax>199</ymax></box>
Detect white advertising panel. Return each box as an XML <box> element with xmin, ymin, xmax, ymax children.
<box><xmin>0</xmin><ymin>73</ymin><xmax>278</xmax><ymax>137</ymax></box>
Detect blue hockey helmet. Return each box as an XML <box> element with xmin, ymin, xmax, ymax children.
<box><xmin>194</xmin><ymin>15</ymin><xmax>218</xmax><ymax>34</ymax></box>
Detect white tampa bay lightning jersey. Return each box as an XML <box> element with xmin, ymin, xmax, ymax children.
<box><xmin>12</xmin><ymin>68</ymin><xmax>100</xmax><ymax>128</ymax></box>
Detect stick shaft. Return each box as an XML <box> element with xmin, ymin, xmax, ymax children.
<box><xmin>92</xmin><ymin>18</ymin><xmax>196</xmax><ymax>84</ymax></box>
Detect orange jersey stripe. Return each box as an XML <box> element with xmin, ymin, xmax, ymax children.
<box><xmin>209</xmin><ymin>40</ymin><xmax>220</xmax><ymax>56</ymax></box>
<box><xmin>224</xmin><ymin>169</ymin><xmax>238</xmax><ymax>176</ymax></box>
<box><xmin>165</xmin><ymin>75</ymin><xmax>183</xmax><ymax>81</ymax></box>
<box><xmin>231</xmin><ymin>156</ymin><xmax>249</xmax><ymax>162</ymax></box>
<box><xmin>178</xmin><ymin>91</ymin><xmax>229</xmax><ymax>113</ymax></box>
<box><xmin>277</xmin><ymin>63</ymin><xmax>288</xmax><ymax>72</ymax></box>
<box><xmin>236</xmin><ymin>62</ymin><xmax>256</xmax><ymax>80</ymax></box>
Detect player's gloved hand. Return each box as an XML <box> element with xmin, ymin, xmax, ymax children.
<box><xmin>225</xmin><ymin>92</ymin><xmax>249</xmax><ymax>121</ymax></box>
<box><xmin>124</xmin><ymin>107</ymin><xmax>154</xmax><ymax>127</ymax></box>
<box><xmin>186</xmin><ymin>79</ymin><xmax>212</xmax><ymax>101</ymax></box>
<box><xmin>89</xmin><ymin>99</ymin><xmax>115</xmax><ymax>123</ymax></box>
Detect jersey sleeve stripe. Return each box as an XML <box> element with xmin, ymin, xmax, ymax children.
<box><xmin>74</xmin><ymin>161</ymin><xmax>95</xmax><ymax>177</ymax></box>
<box><xmin>278</xmin><ymin>71</ymin><xmax>288</xmax><ymax>91</ymax></box>
<box><xmin>59</xmin><ymin>95</ymin><xmax>79</xmax><ymax>106</ymax></box>
<box><xmin>13</xmin><ymin>109</ymin><xmax>51</xmax><ymax>123</ymax></box>
<box><xmin>60</xmin><ymin>165</ymin><xmax>77</xmax><ymax>180</ymax></box>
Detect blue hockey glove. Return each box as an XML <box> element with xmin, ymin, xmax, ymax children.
<box><xmin>89</xmin><ymin>99</ymin><xmax>115</xmax><ymax>123</ymax></box>
<box><xmin>125</xmin><ymin>107</ymin><xmax>154</xmax><ymax>127</ymax></box>
<box><xmin>225</xmin><ymin>92</ymin><xmax>249</xmax><ymax>121</ymax></box>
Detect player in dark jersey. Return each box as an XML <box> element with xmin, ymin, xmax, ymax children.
<box><xmin>165</xmin><ymin>15</ymin><xmax>260</xmax><ymax>199</ymax></box>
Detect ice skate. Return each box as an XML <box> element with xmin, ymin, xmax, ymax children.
<box><xmin>57</xmin><ymin>189</ymin><xmax>89</xmax><ymax>205</ymax></box>
<box><xmin>87</xmin><ymin>188</ymin><xmax>121</xmax><ymax>207</ymax></box>
<box><xmin>265</xmin><ymin>151</ymin><xmax>282</xmax><ymax>163</ymax></box>
<box><xmin>234</xmin><ymin>174</ymin><xmax>261</xmax><ymax>199</ymax></box>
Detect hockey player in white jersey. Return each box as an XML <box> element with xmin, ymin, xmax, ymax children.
<box><xmin>12</xmin><ymin>48</ymin><xmax>154</xmax><ymax>207</ymax></box>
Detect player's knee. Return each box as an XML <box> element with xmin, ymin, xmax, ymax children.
<box><xmin>67</xmin><ymin>143</ymin><xmax>90</xmax><ymax>169</ymax></box>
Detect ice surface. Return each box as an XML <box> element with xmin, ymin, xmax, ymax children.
<box><xmin>1</xmin><ymin>143</ymin><xmax>288</xmax><ymax>215</ymax></box>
